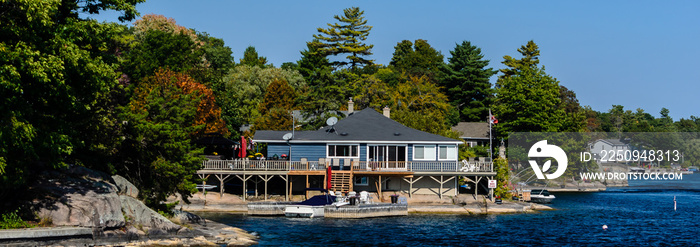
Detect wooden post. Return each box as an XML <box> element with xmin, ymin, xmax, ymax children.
<box><xmin>236</xmin><ymin>174</ymin><xmax>251</xmax><ymax>202</ymax></box>
<box><xmin>305</xmin><ymin>175</ymin><xmax>309</xmax><ymax>199</ymax></box>
<box><xmin>215</xmin><ymin>174</ymin><xmax>231</xmax><ymax>199</ymax></box>
<box><xmin>286</xmin><ymin>174</ymin><xmax>289</xmax><ymax>201</ymax></box>
<box><xmin>261</xmin><ymin>174</ymin><xmax>273</xmax><ymax>201</ymax></box>
<box><xmin>440</xmin><ymin>175</ymin><xmax>443</xmax><ymax>199</ymax></box>
<box><xmin>376</xmin><ymin>175</ymin><xmax>383</xmax><ymax>202</ymax></box>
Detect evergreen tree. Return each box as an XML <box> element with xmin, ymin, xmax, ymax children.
<box><xmin>494</xmin><ymin>41</ymin><xmax>566</xmax><ymax>134</ymax></box>
<box><xmin>440</xmin><ymin>41</ymin><xmax>496</xmax><ymax>122</ymax></box>
<box><xmin>253</xmin><ymin>79</ymin><xmax>297</xmax><ymax>131</ymax></box>
<box><xmin>239</xmin><ymin>46</ymin><xmax>268</xmax><ymax>67</ymax></box>
<box><xmin>500</xmin><ymin>40</ymin><xmax>540</xmax><ymax>78</ymax></box>
<box><xmin>389</xmin><ymin>39</ymin><xmax>445</xmax><ymax>82</ymax></box>
<box><xmin>117</xmin><ymin>69</ymin><xmax>205</xmax><ymax>207</ymax></box>
<box><xmin>313</xmin><ymin>7</ymin><xmax>374</xmax><ymax>70</ymax></box>
<box><xmin>296</xmin><ymin>41</ymin><xmax>346</xmax><ymax>129</ymax></box>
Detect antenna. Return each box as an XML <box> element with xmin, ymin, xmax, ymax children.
<box><xmin>326</xmin><ymin>117</ymin><xmax>338</xmax><ymax>126</ymax></box>
<box><xmin>282</xmin><ymin>133</ymin><xmax>293</xmax><ymax>141</ymax></box>
<box><xmin>325</xmin><ymin>116</ymin><xmax>339</xmax><ymax>135</ymax></box>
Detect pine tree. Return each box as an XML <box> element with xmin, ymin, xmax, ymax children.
<box><xmin>440</xmin><ymin>41</ymin><xmax>496</xmax><ymax>122</ymax></box>
<box><xmin>296</xmin><ymin>41</ymin><xmax>346</xmax><ymax>129</ymax></box>
<box><xmin>313</xmin><ymin>7</ymin><xmax>374</xmax><ymax>70</ymax></box>
<box><xmin>389</xmin><ymin>39</ymin><xmax>445</xmax><ymax>82</ymax></box>
<box><xmin>254</xmin><ymin>79</ymin><xmax>296</xmax><ymax>131</ymax></box>
<box><xmin>239</xmin><ymin>46</ymin><xmax>268</xmax><ymax>67</ymax></box>
<box><xmin>494</xmin><ymin>41</ymin><xmax>566</xmax><ymax>134</ymax></box>
<box><xmin>500</xmin><ymin>40</ymin><xmax>540</xmax><ymax>77</ymax></box>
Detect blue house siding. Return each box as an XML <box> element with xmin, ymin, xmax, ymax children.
<box><xmin>360</xmin><ymin>144</ymin><xmax>367</xmax><ymax>162</ymax></box>
<box><xmin>408</xmin><ymin>144</ymin><xmax>414</xmax><ymax>162</ymax></box>
<box><xmin>267</xmin><ymin>143</ymin><xmax>327</xmax><ymax>162</ymax></box>
<box><xmin>291</xmin><ymin>143</ymin><xmax>326</xmax><ymax>162</ymax></box>
<box><xmin>267</xmin><ymin>144</ymin><xmax>289</xmax><ymax>159</ymax></box>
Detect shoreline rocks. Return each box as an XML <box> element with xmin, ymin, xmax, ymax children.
<box><xmin>20</xmin><ymin>166</ymin><xmax>258</xmax><ymax>246</ymax></box>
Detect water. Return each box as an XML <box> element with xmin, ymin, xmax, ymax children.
<box><xmin>201</xmin><ymin>174</ymin><xmax>700</xmax><ymax>246</ymax></box>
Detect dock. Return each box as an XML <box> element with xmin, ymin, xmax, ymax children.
<box><xmin>247</xmin><ymin>202</ymin><xmax>408</xmax><ymax>218</ymax></box>
<box><xmin>0</xmin><ymin>227</ymin><xmax>93</xmax><ymax>242</ymax></box>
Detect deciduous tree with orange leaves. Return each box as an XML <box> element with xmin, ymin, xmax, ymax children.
<box><xmin>118</xmin><ymin>68</ymin><xmax>227</xmax><ymax>207</ymax></box>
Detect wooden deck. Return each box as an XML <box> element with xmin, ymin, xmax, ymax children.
<box><xmin>196</xmin><ymin>159</ymin><xmax>495</xmax><ymax>201</ymax></box>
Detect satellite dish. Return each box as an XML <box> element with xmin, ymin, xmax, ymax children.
<box><xmin>282</xmin><ymin>133</ymin><xmax>293</xmax><ymax>141</ymax></box>
<box><xmin>326</xmin><ymin>117</ymin><xmax>338</xmax><ymax>126</ymax></box>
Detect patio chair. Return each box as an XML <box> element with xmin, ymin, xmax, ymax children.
<box><xmin>359</xmin><ymin>191</ymin><xmax>373</xmax><ymax>204</ymax></box>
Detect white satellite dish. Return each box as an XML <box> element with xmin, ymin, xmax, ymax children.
<box><xmin>326</xmin><ymin>116</ymin><xmax>338</xmax><ymax>126</ymax></box>
<box><xmin>282</xmin><ymin>133</ymin><xmax>293</xmax><ymax>141</ymax></box>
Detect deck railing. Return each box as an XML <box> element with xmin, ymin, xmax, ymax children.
<box><xmin>202</xmin><ymin>159</ymin><xmax>493</xmax><ymax>173</ymax></box>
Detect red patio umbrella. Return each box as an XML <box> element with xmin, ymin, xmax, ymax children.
<box><xmin>326</xmin><ymin>165</ymin><xmax>332</xmax><ymax>190</ymax></box>
<box><xmin>239</xmin><ymin>136</ymin><xmax>247</xmax><ymax>158</ymax></box>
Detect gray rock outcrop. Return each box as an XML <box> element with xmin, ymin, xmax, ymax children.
<box><xmin>33</xmin><ymin>168</ymin><xmax>125</xmax><ymax>228</ymax></box>
<box><xmin>111</xmin><ymin>174</ymin><xmax>139</xmax><ymax>198</ymax></box>
<box><xmin>119</xmin><ymin>195</ymin><xmax>181</xmax><ymax>233</ymax></box>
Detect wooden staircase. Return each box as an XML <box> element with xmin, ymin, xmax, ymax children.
<box><xmin>330</xmin><ymin>171</ymin><xmax>352</xmax><ymax>193</ymax></box>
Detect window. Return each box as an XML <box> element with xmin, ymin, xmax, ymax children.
<box><xmin>327</xmin><ymin>144</ymin><xmax>359</xmax><ymax>158</ymax></box>
<box><xmin>438</xmin><ymin>145</ymin><xmax>457</xmax><ymax>160</ymax></box>
<box><xmin>369</xmin><ymin>145</ymin><xmax>406</xmax><ymax>162</ymax></box>
<box><xmin>413</xmin><ymin>145</ymin><xmax>436</xmax><ymax>160</ymax></box>
<box><xmin>354</xmin><ymin>176</ymin><xmax>368</xmax><ymax>186</ymax></box>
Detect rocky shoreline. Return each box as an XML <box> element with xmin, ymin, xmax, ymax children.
<box><xmin>1</xmin><ymin>166</ymin><xmax>258</xmax><ymax>246</ymax></box>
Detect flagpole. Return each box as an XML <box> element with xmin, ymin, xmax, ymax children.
<box><xmin>489</xmin><ymin>109</ymin><xmax>493</xmax><ymax>161</ymax></box>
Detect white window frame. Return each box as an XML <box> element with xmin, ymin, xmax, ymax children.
<box><xmin>366</xmin><ymin>144</ymin><xmax>408</xmax><ymax>162</ymax></box>
<box><xmin>326</xmin><ymin>144</ymin><xmax>360</xmax><ymax>159</ymax></box>
<box><xmin>438</xmin><ymin>145</ymin><xmax>458</xmax><ymax>161</ymax></box>
<box><xmin>413</xmin><ymin>145</ymin><xmax>436</xmax><ymax>161</ymax></box>
<box><xmin>354</xmin><ymin>176</ymin><xmax>368</xmax><ymax>186</ymax></box>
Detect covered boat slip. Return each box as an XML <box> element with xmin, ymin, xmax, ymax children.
<box><xmin>196</xmin><ymin>159</ymin><xmax>495</xmax><ymax>201</ymax></box>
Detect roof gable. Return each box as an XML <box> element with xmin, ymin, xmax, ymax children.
<box><xmin>452</xmin><ymin>122</ymin><xmax>489</xmax><ymax>139</ymax></box>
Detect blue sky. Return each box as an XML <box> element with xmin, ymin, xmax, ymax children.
<box><xmin>90</xmin><ymin>1</ymin><xmax>700</xmax><ymax>120</ymax></box>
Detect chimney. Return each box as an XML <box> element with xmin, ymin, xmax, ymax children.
<box><xmin>383</xmin><ymin>106</ymin><xmax>390</xmax><ymax>118</ymax></box>
<box><xmin>348</xmin><ymin>97</ymin><xmax>354</xmax><ymax>114</ymax></box>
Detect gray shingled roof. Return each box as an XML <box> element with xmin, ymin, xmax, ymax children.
<box><xmin>254</xmin><ymin>109</ymin><xmax>461</xmax><ymax>144</ymax></box>
<box><xmin>452</xmin><ymin>122</ymin><xmax>489</xmax><ymax>139</ymax></box>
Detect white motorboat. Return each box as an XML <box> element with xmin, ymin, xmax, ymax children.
<box><xmin>284</xmin><ymin>189</ymin><xmax>336</xmax><ymax>218</ymax></box>
<box><xmin>529</xmin><ymin>189</ymin><xmax>555</xmax><ymax>204</ymax></box>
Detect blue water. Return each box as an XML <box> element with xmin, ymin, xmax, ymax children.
<box><xmin>201</xmin><ymin>174</ymin><xmax>700</xmax><ymax>246</ymax></box>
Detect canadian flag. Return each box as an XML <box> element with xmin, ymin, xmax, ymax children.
<box><xmin>490</xmin><ymin>115</ymin><xmax>498</xmax><ymax>124</ymax></box>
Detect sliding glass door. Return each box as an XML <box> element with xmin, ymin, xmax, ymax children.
<box><xmin>368</xmin><ymin>145</ymin><xmax>406</xmax><ymax>170</ymax></box>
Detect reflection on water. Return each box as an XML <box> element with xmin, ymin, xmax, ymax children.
<box><xmin>201</xmin><ymin>174</ymin><xmax>700</xmax><ymax>246</ymax></box>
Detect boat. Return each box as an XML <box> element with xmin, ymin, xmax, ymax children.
<box><xmin>529</xmin><ymin>189</ymin><xmax>555</xmax><ymax>204</ymax></box>
<box><xmin>284</xmin><ymin>189</ymin><xmax>336</xmax><ymax>218</ymax></box>
<box><xmin>629</xmin><ymin>167</ymin><xmax>645</xmax><ymax>174</ymax></box>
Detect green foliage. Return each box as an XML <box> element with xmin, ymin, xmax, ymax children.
<box><xmin>493</xmin><ymin>158</ymin><xmax>511</xmax><ymax>198</ymax></box>
<box><xmin>0</xmin><ymin>210</ymin><xmax>30</xmax><ymax>229</ymax></box>
<box><xmin>390</xmin><ymin>39</ymin><xmax>445</xmax><ymax>81</ymax></box>
<box><xmin>295</xmin><ymin>41</ymin><xmax>347</xmax><ymax>128</ymax></box>
<box><xmin>254</xmin><ymin>79</ymin><xmax>297</xmax><ymax>131</ymax></box>
<box><xmin>440</xmin><ymin>41</ymin><xmax>496</xmax><ymax>122</ymax></box>
<box><xmin>500</xmin><ymin>40</ymin><xmax>540</xmax><ymax>77</ymax></box>
<box><xmin>558</xmin><ymin>86</ymin><xmax>585</xmax><ymax>132</ymax></box>
<box><xmin>347</xmin><ymin>73</ymin><xmax>392</xmax><ymax>111</ymax></box>
<box><xmin>116</xmin><ymin>70</ymin><xmax>205</xmax><ymax>206</ymax></box>
<box><xmin>220</xmin><ymin>65</ymin><xmax>305</xmax><ymax>136</ymax></box>
<box><xmin>390</xmin><ymin>76</ymin><xmax>458</xmax><ymax>138</ymax></box>
<box><xmin>0</xmin><ymin>0</ymin><xmax>140</xmax><ymax>199</ymax></box>
<box><xmin>239</xmin><ymin>46</ymin><xmax>268</xmax><ymax>67</ymax></box>
<box><xmin>313</xmin><ymin>7</ymin><xmax>374</xmax><ymax>69</ymax></box>
<box><xmin>494</xmin><ymin>41</ymin><xmax>566</xmax><ymax>135</ymax></box>
<box><xmin>123</xmin><ymin>29</ymin><xmax>204</xmax><ymax>83</ymax></box>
